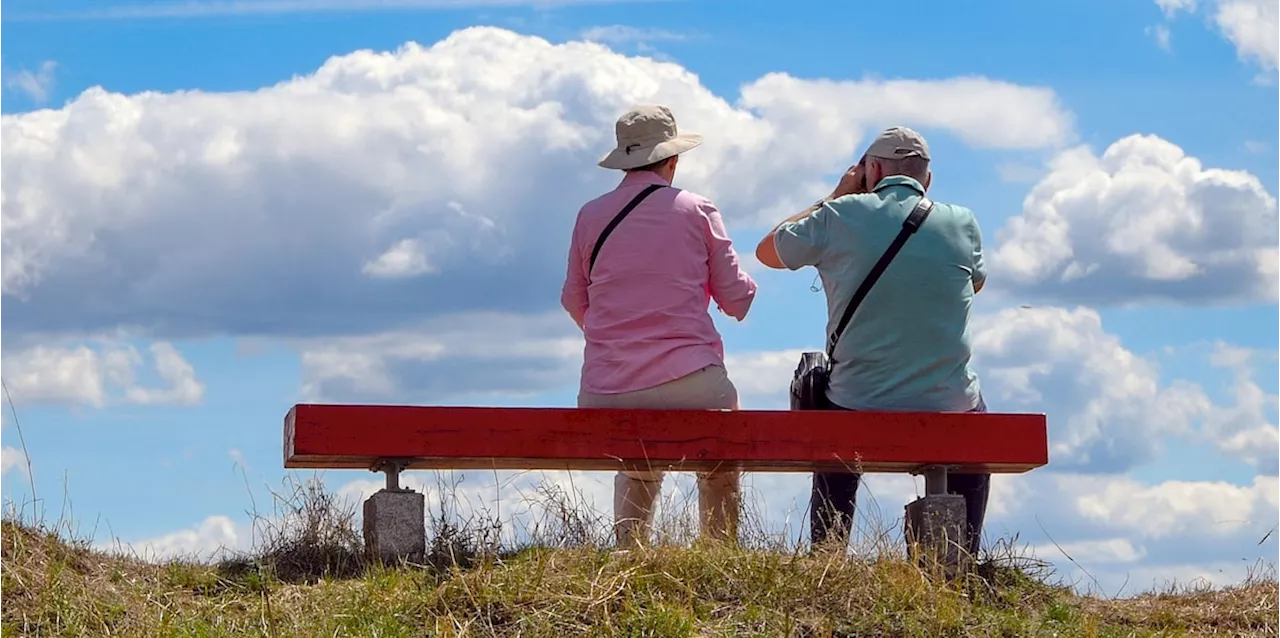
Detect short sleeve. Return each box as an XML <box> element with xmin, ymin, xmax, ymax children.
<box><xmin>773</xmin><ymin>203</ymin><xmax>833</xmax><ymax>270</ymax></box>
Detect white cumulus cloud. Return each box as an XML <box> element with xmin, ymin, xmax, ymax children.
<box><xmin>0</xmin><ymin>27</ymin><xmax>1074</xmax><ymax>345</ymax></box>
<box><xmin>1007</xmin><ymin>473</ymin><xmax>1276</xmax><ymax>594</ymax></box>
<box><xmin>107</xmin><ymin>515</ymin><xmax>251</xmax><ymax>561</ymax></box>
<box><xmin>989</xmin><ymin>134</ymin><xmax>1278</xmax><ymax>305</ymax></box>
<box><xmin>1</xmin><ymin>340</ymin><xmax>205</xmax><ymax>407</ymax></box>
<box><xmin>362</xmin><ymin>238</ymin><xmax>436</xmax><ymax>278</ymax></box>
<box><xmin>1069</xmin><ymin>474</ymin><xmax>1276</xmax><ymax>541</ymax></box>
<box><xmin>971</xmin><ymin>306</ymin><xmax>1217</xmax><ymax>472</ymax></box>
<box><xmin>1156</xmin><ymin>0</ymin><xmax>1198</xmax><ymax>16</ymax></box>
<box><xmin>4</xmin><ymin>61</ymin><xmax>58</xmax><ymax>104</ymax></box>
<box><xmin>299</xmin><ymin>311</ymin><xmax>583</xmax><ymax>402</ymax></box>
<box><xmin>1213</xmin><ymin>0</ymin><xmax>1279</xmax><ymax>70</ymax></box>
<box><xmin>1156</xmin><ymin>0</ymin><xmax>1279</xmax><ymax>71</ymax></box>
<box><xmin>1029</xmin><ymin>537</ymin><xmax>1147</xmax><ymax>566</ymax></box>
<box><xmin>1201</xmin><ymin>342</ymin><xmax>1279</xmax><ymax>474</ymax></box>
<box><xmin>724</xmin><ymin>348</ymin><xmax>807</xmax><ymax>408</ymax></box>
<box><xmin>2</xmin><ymin>447</ymin><xmax>31</xmax><ymax>477</ymax></box>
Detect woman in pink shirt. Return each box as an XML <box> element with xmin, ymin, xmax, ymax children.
<box><xmin>561</xmin><ymin>105</ymin><xmax>758</xmax><ymax>548</ymax></box>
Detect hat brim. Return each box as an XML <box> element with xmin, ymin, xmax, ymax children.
<box><xmin>598</xmin><ymin>132</ymin><xmax>703</xmax><ymax>170</ymax></box>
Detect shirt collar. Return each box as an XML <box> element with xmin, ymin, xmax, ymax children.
<box><xmin>619</xmin><ymin>170</ymin><xmax>671</xmax><ymax>188</ymax></box>
<box><xmin>872</xmin><ymin>175</ymin><xmax>925</xmax><ymax>194</ymax></box>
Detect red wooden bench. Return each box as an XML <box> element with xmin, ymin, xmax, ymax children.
<box><xmin>284</xmin><ymin>404</ymin><xmax>1048</xmax><ymax>565</ymax></box>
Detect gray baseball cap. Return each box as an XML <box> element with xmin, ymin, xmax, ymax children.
<box><xmin>864</xmin><ymin>126</ymin><xmax>931</xmax><ymax>161</ymax></box>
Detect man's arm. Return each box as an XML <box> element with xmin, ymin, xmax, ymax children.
<box><xmin>755</xmin><ymin>199</ymin><xmax>831</xmax><ymax>270</ymax></box>
<box><xmin>968</xmin><ymin>209</ymin><xmax>987</xmax><ymax>294</ymax></box>
<box><xmin>560</xmin><ymin>223</ymin><xmax>589</xmax><ymax>329</ymax></box>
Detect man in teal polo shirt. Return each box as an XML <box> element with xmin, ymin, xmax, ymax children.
<box><xmin>755</xmin><ymin>126</ymin><xmax>990</xmax><ymax>554</ymax></box>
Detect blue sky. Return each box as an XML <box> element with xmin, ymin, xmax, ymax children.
<box><xmin>2</xmin><ymin>0</ymin><xmax>1277</xmax><ymax>595</ymax></box>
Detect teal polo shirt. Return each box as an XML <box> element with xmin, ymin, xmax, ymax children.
<box><xmin>774</xmin><ymin>175</ymin><xmax>985</xmax><ymax>411</ymax></box>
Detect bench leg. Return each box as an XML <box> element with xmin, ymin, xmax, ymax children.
<box><xmin>363</xmin><ymin>459</ymin><xmax>425</xmax><ymax>565</ymax></box>
<box><xmin>904</xmin><ymin>465</ymin><xmax>967</xmax><ymax>578</ymax></box>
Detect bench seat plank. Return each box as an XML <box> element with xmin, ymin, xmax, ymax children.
<box><xmin>285</xmin><ymin>404</ymin><xmax>1048</xmax><ymax>474</ymax></box>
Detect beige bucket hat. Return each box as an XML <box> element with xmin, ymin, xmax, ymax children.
<box><xmin>598</xmin><ymin>104</ymin><xmax>703</xmax><ymax>170</ymax></box>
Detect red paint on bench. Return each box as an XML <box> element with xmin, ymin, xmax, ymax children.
<box><xmin>284</xmin><ymin>404</ymin><xmax>1048</xmax><ymax>474</ymax></box>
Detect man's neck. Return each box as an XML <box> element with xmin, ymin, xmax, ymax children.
<box><xmin>872</xmin><ymin>174</ymin><xmax>925</xmax><ymax>194</ymax></box>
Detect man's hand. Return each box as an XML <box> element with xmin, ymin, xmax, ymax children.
<box><xmin>829</xmin><ymin>161</ymin><xmax>868</xmax><ymax>199</ymax></box>
<box><xmin>757</xmin><ymin>160</ymin><xmax>867</xmax><ymax>269</ymax></box>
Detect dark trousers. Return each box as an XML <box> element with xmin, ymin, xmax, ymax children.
<box><xmin>810</xmin><ymin>396</ymin><xmax>991</xmax><ymax>556</ymax></box>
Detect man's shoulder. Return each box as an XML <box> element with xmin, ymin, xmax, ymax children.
<box><xmin>825</xmin><ymin>194</ymin><xmax>980</xmax><ymax>238</ymax></box>
<box><xmin>939</xmin><ymin>199</ymin><xmax>974</xmax><ymax>213</ymax></box>
<box><xmin>828</xmin><ymin>190</ymin><xmax>976</xmax><ymax>217</ymax></box>
<box><xmin>827</xmin><ymin>193</ymin><xmax>879</xmax><ymax>210</ymax></box>
<box><xmin>822</xmin><ymin>193</ymin><xmax>899</xmax><ymax>224</ymax></box>
<box><xmin>927</xmin><ymin>199</ymin><xmax>976</xmax><ymax>221</ymax></box>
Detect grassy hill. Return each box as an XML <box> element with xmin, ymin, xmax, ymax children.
<box><xmin>2</xmin><ymin>479</ymin><xmax>1276</xmax><ymax>637</ymax></box>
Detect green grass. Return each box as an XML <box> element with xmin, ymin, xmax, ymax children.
<box><xmin>3</xmin><ymin>516</ymin><xmax>1277</xmax><ymax>637</ymax></box>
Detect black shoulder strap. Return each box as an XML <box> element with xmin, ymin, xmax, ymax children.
<box><xmin>826</xmin><ymin>195</ymin><xmax>936</xmax><ymax>360</ymax></box>
<box><xmin>589</xmin><ymin>183</ymin><xmax>665</xmax><ymax>274</ymax></box>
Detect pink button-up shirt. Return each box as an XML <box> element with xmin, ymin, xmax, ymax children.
<box><xmin>561</xmin><ymin>171</ymin><xmax>758</xmax><ymax>395</ymax></box>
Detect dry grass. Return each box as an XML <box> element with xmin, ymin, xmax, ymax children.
<box><xmin>226</xmin><ymin>476</ymin><xmax>366</xmax><ymax>584</ymax></box>
<box><xmin>1079</xmin><ymin>571</ymin><xmax>1280</xmax><ymax>637</ymax></box>
<box><xmin>2</xmin><ymin>477</ymin><xmax>1277</xmax><ymax>637</ymax></box>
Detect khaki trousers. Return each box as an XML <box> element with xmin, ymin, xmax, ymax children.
<box><xmin>578</xmin><ymin>364</ymin><xmax>741</xmax><ymax>549</ymax></box>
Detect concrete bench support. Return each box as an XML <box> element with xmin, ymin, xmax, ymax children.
<box><xmin>904</xmin><ymin>465</ymin><xmax>967</xmax><ymax>576</ymax></box>
<box><xmin>362</xmin><ymin>459</ymin><xmax>425</xmax><ymax>565</ymax></box>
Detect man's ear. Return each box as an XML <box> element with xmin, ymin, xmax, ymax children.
<box><xmin>923</xmin><ymin>170</ymin><xmax>932</xmax><ymax>191</ymax></box>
